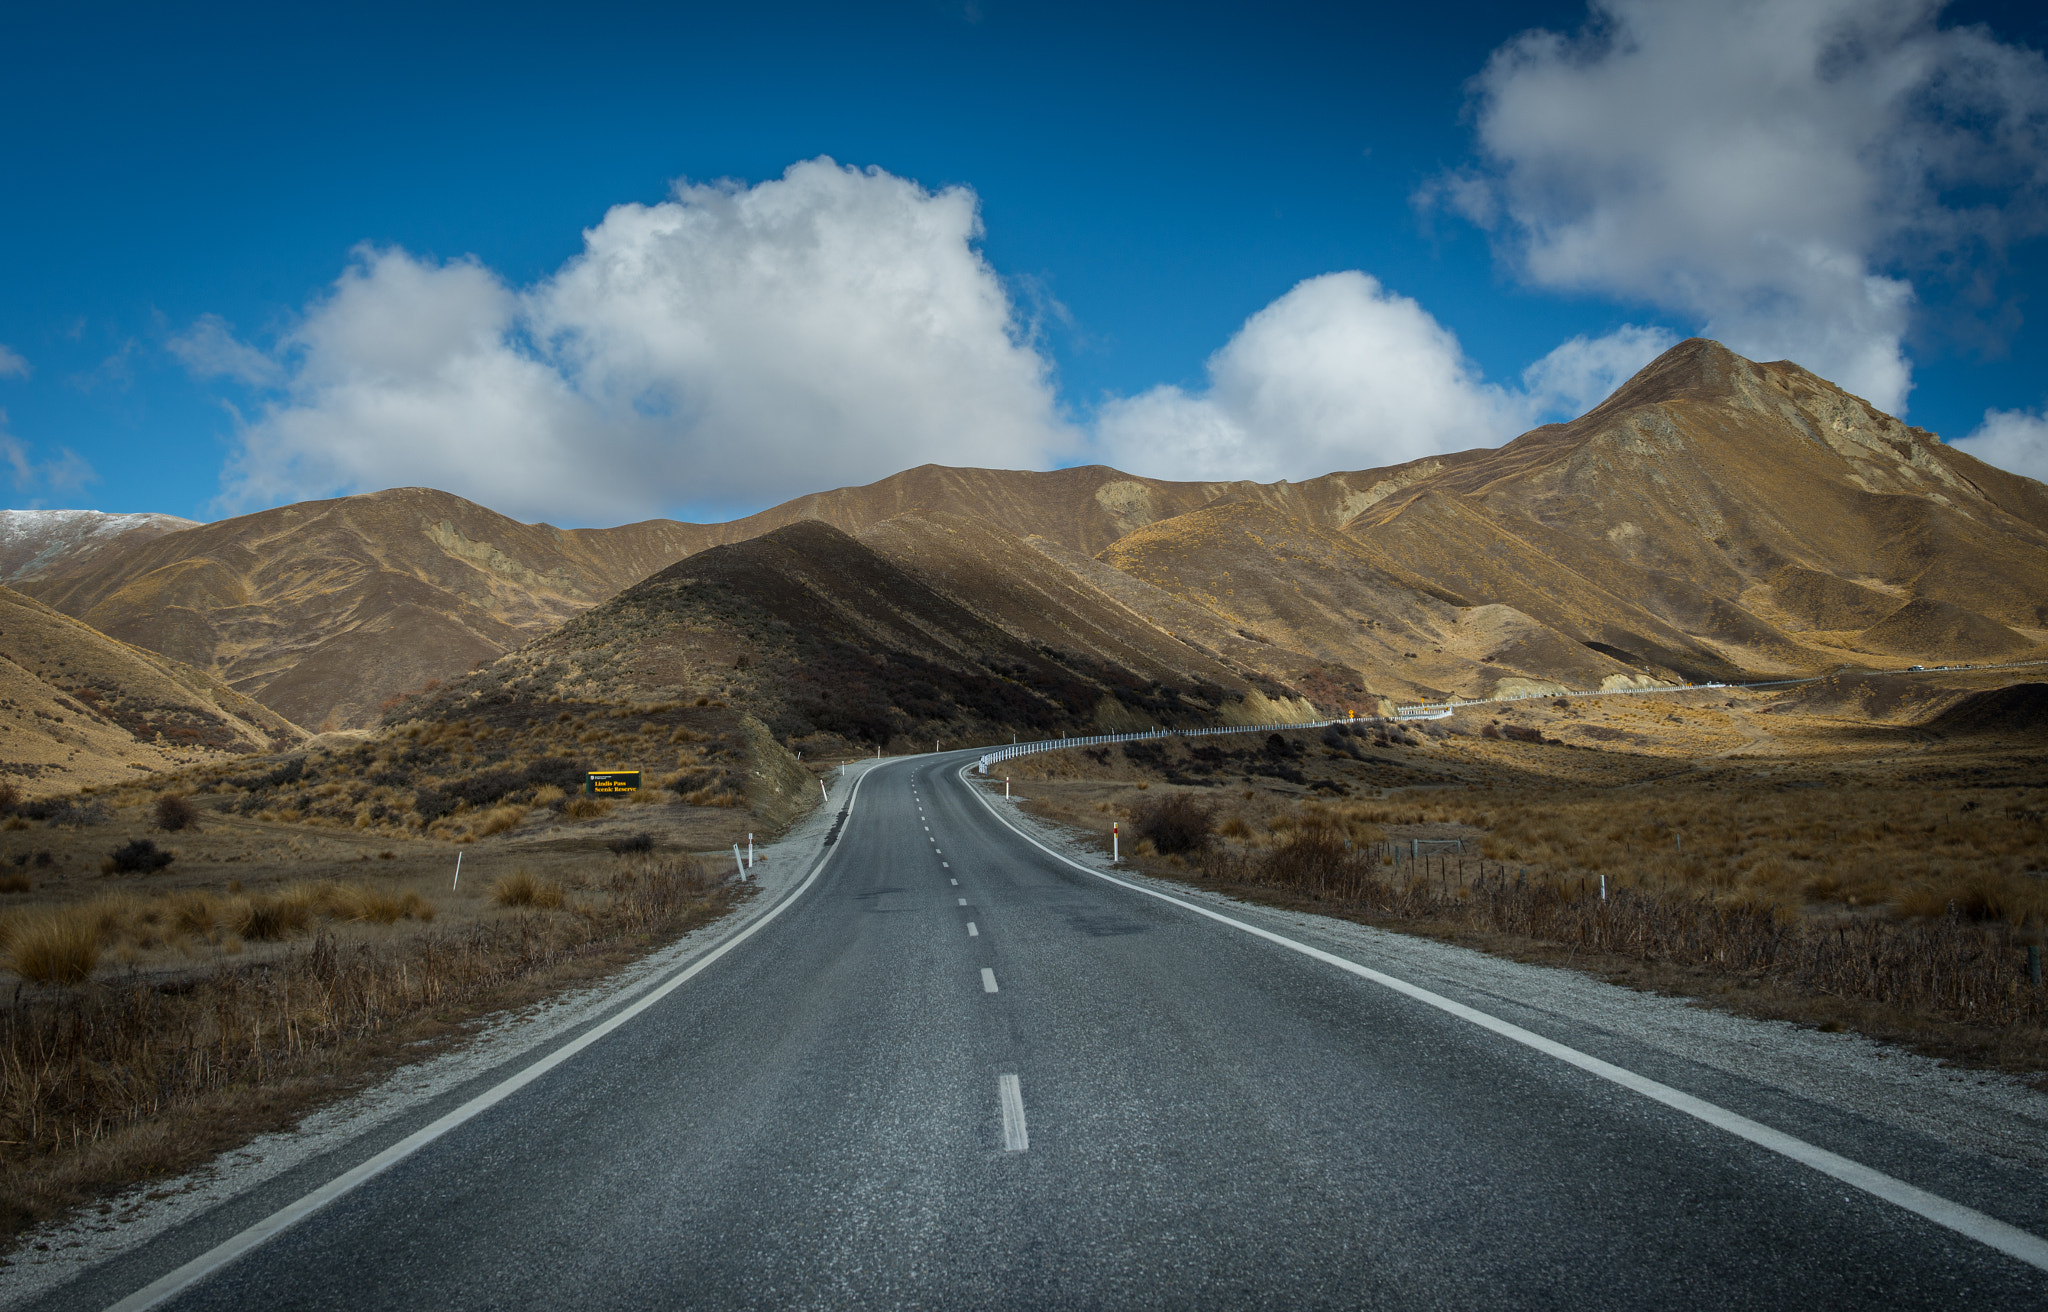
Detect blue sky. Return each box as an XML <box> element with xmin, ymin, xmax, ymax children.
<box><xmin>4</xmin><ymin>0</ymin><xmax>2047</xmax><ymax>525</ymax></box>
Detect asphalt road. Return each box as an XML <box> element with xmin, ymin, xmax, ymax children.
<box><xmin>37</xmin><ymin>754</ymin><xmax>2048</xmax><ymax>1309</ymax></box>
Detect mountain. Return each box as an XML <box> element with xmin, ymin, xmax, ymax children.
<box><xmin>0</xmin><ymin>586</ymin><xmax>304</xmax><ymax>797</ymax></box>
<box><xmin>0</xmin><ymin>509</ymin><xmax>199</xmax><ymax>583</ymax></box>
<box><xmin>20</xmin><ymin>339</ymin><xmax>2047</xmax><ymax>743</ymax></box>
<box><xmin>19</xmin><ymin>488</ymin><xmax>710</xmax><ymax>731</ymax></box>
<box><xmin>1339</xmin><ymin>340</ymin><xmax>2048</xmax><ymax>677</ymax></box>
<box><xmin>406</xmin><ymin>516</ymin><xmax>1321</xmax><ymax>750</ymax></box>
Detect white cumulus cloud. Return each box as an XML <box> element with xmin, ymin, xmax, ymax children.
<box><xmin>215</xmin><ymin>158</ymin><xmax>1073</xmax><ymax>523</ymax></box>
<box><xmin>1953</xmin><ymin>406</ymin><xmax>2048</xmax><ymax>483</ymax></box>
<box><xmin>0</xmin><ymin>345</ymin><xmax>29</xmax><ymax>380</ymax></box>
<box><xmin>1094</xmin><ymin>271</ymin><xmax>1673</xmax><ymax>481</ymax></box>
<box><xmin>1427</xmin><ymin>0</ymin><xmax>2048</xmax><ymax>415</ymax></box>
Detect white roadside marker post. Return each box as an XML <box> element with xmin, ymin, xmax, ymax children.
<box><xmin>1113</xmin><ymin>822</ymin><xmax>1119</xmax><ymax>866</ymax></box>
<box><xmin>733</xmin><ymin>844</ymin><xmax>746</xmax><ymax>881</ymax></box>
<box><xmin>1004</xmin><ymin>777</ymin><xmax>1010</xmax><ymax>798</ymax></box>
<box><xmin>452</xmin><ymin>850</ymin><xmax>462</xmax><ymax>891</ymax></box>
<box><xmin>747</xmin><ymin>833</ymin><xmax>754</xmax><ymax>867</ymax></box>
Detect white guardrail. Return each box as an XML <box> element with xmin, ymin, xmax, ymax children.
<box><xmin>975</xmin><ymin>654</ymin><xmax>2048</xmax><ymax>775</ymax></box>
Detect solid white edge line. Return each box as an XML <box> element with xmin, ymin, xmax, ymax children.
<box><xmin>981</xmin><ymin>967</ymin><xmax>1000</xmax><ymax>993</ymax></box>
<box><xmin>999</xmin><ymin>1073</ymin><xmax>1028</xmax><ymax>1151</ymax></box>
<box><xmin>955</xmin><ymin>765</ymin><xmax>2048</xmax><ymax>1274</ymax></box>
<box><xmin>104</xmin><ymin>766</ymin><xmax>882</xmax><ymax>1312</ymax></box>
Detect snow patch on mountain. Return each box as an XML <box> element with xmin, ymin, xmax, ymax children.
<box><xmin>0</xmin><ymin>508</ymin><xmax>200</xmax><ymax>582</ymax></box>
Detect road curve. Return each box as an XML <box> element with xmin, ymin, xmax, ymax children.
<box><xmin>33</xmin><ymin>752</ymin><xmax>2048</xmax><ymax>1310</ymax></box>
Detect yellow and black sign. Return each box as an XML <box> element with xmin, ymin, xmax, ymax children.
<box><xmin>585</xmin><ymin>769</ymin><xmax>641</xmax><ymax>795</ymax></box>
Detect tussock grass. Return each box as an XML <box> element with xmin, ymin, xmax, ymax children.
<box><xmin>0</xmin><ymin>880</ymin><xmax>439</xmax><ymax>964</ymax></box>
<box><xmin>491</xmin><ymin>869</ymin><xmax>564</xmax><ymax>909</ymax></box>
<box><xmin>1337</xmin><ymin>785</ymin><xmax>2048</xmax><ymax>929</ymax></box>
<box><xmin>0</xmin><ymin>857</ymin><xmax>725</xmax><ymax>1236</ymax></box>
<box><xmin>1193</xmin><ymin>835</ymin><xmax>2048</xmax><ymax>1038</ymax></box>
<box><xmin>3</xmin><ymin>910</ymin><xmax>100</xmax><ymax>985</ymax></box>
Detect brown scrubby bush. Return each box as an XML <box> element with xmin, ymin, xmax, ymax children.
<box><xmin>153</xmin><ymin>794</ymin><xmax>199</xmax><ymax>832</ymax></box>
<box><xmin>1132</xmin><ymin>793</ymin><xmax>1216</xmax><ymax>856</ymax></box>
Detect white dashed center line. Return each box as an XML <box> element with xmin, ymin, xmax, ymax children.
<box><xmin>967</xmin><ymin>922</ymin><xmax>978</xmax><ymax>936</ymax></box>
<box><xmin>999</xmin><ymin>1074</ymin><xmax>1028</xmax><ymax>1152</ymax></box>
<box><xmin>957</xmin><ymin>897</ymin><xmax>967</xmax><ymax>906</ymax></box>
<box><xmin>981</xmin><ymin>968</ymin><xmax>999</xmax><ymax>993</ymax></box>
<box><xmin>950</xmin><ymin>878</ymin><xmax>958</xmax><ymax>886</ymax></box>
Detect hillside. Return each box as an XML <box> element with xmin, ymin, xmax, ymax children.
<box><xmin>1338</xmin><ymin>340</ymin><xmax>2048</xmax><ymax>679</ymax></box>
<box><xmin>0</xmin><ymin>586</ymin><xmax>304</xmax><ymax>796</ymax></box>
<box><xmin>411</xmin><ymin>519</ymin><xmax>1319</xmax><ymax>751</ymax></box>
<box><xmin>0</xmin><ymin>509</ymin><xmax>199</xmax><ymax>583</ymax></box>
<box><xmin>19</xmin><ymin>488</ymin><xmax>710</xmax><ymax>731</ymax></box>
<box><xmin>15</xmin><ymin>339</ymin><xmax>2044</xmax><ymax>736</ymax></box>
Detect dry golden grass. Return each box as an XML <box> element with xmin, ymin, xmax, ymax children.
<box><xmin>2</xmin><ymin>857</ymin><xmax>726</xmax><ymax>1237</ymax></box>
<box><xmin>0</xmin><ymin>880</ymin><xmax>444</xmax><ymax>971</ymax></box>
<box><xmin>2</xmin><ymin>910</ymin><xmax>99</xmax><ymax>985</ymax></box>
<box><xmin>1008</xmin><ymin>714</ymin><xmax>2048</xmax><ymax>1074</ymax></box>
<box><xmin>491</xmin><ymin>869</ymin><xmax>565</xmax><ymax>909</ymax></box>
<box><xmin>563</xmin><ymin>796</ymin><xmax>612</xmax><ymax>820</ymax></box>
<box><xmin>1341</xmin><ymin>785</ymin><xmax>2048</xmax><ymax>929</ymax></box>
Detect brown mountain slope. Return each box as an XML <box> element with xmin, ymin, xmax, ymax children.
<box><xmin>416</xmin><ymin>519</ymin><xmax>1314</xmax><ymax>751</ymax></box>
<box><xmin>1338</xmin><ymin>339</ymin><xmax>2048</xmax><ymax>677</ymax></box>
<box><xmin>1856</xmin><ymin>598</ymin><xmax>2036</xmax><ymax>662</ymax></box>
<box><xmin>614</xmin><ymin>457</ymin><xmax>1503</xmax><ymax>559</ymax></box>
<box><xmin>20</xmin><ymin>488</ymin><xmax>710</xmax><ymax>731</ymax></box>
<box><xmin>0</xmin><ymin>586</ymin><xmax>304</xmax><ymax>796</ymax></box>
<box><xmin>1100</xmin><ymin>500</ymin><xmax>1656</xmax><ymax>700</ymax></box>
<box><xmin>24</xmin><ymin>339</ymin><xmax>2045</xmax><ymax>734</ymax></box>
<box><xmin>852</xmin><ymin>512</ymin><xmax>1257</xmax><ymax>696</ymax></box>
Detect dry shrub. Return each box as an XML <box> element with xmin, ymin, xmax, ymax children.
<box><xmin>0</xmin><ymin>872</ymin><xmax>30</xmax><ymax>894</ymax></box>
<box><xmin>608</xmin><ymin>833</ymin><xmax>654</xmax><ymax>856</ymax></box>
<box><xmin>5</xmin><ymin>910</ymin><xmax>100</xmax><ymax>984</ymax></box>
<box><xmin>683</xmin><ymin>788</ymin><xmax>740</xmax><ymax>808</ymax></box>
<box><xmin>154</xmin><ymin>794</ymin><xmax>200</xmax><ymax>832</ymax></box>
<box><xmin>492</xmin><ymin>869</ymin><xmax>564</xmax><ymax>909</ymax></box>
<box><xmin>1132</xmin><ymin>793</ymin><xmax>1216</xmax><ymax>855</ymax></box>
<box><xmin>103</xmin><ymin>839</ymin><xmax>173</xmax><ymax>875</ymax></box>
<box><xmin>564</xmin><ymin>796</ymin><xmax>612</xmax><ymax>820</ymax></box>
<box><xmin>531</xmin><ymin>785</ymin><xmax>566</xmax><ymax>807</ymax></box>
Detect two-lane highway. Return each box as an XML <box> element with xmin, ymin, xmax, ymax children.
<box><xmin>38</xmin><ymin>753</ymin><xmax>2048</xmax><ymax>1309</ymax></box>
